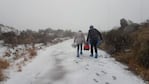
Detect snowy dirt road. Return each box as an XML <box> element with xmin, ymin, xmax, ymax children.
<box><xmin>4</xmin><ymin>39</ymin><xmax>145</xmax><ymax>84</ymax></box>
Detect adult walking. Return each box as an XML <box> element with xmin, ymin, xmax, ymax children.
<box><xmin>87</xmin><ymin>25</ymin><xmax>103</xmax><ymax>58</ymax></box>
<box><xmin>74</xmin><ymin>30</ymin><xmax>85</xmax><ymax>57</ymax></box>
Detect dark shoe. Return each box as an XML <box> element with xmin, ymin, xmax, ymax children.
<box><xmin>77</xmin><ymin>51</ymin><xmax>79</xmax><ymax>57</ymax></box>
<box><xmin>77</xmin><ymin>54</ymin><xmax>80</xmax><ymax>57</ymax></box>
<box><xmin>80</xmin><ymin>52</ymin><xmax>83</xmax><ymax>55</ymax></box>
<box><xmin>95</xmin><ymin>56</ymin><xmax>98</xmax><ymax>58</ymax></box>
<box><xmin>95</xmin><ymin>53</ymin><xmax>98</xmax><ymax>58</ymax></box>
<box><xmin>90</xmin><ymin>54</ymin><xmax>93</xmax><ymax>57</ymax></box>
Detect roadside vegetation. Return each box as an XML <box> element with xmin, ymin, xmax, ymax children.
<box><xmin>0</xmin><ymin>25</ymin><xmax>75</xmax><ymax>81</ymax></box>
<box><xmin>101</xmin><ymin>19</ymin><xmax>149</xmax><ymax>81</ymax></box>
<box><xmin>0</xmin><ymin>59</ymin><xmax>9</xmax><ymax>81</ymax></box>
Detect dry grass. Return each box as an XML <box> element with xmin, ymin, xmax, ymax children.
<box><xmin>103</xmin><ymin>25</ymin><xmax>149</xmax><ymax>81</ymax></box>
<box><xmin>0</xmin><ymin>70</ymin><xmax>4</xmax><ymax>81</ymax></box>
<box><xmin>28</xmin><ymin>48</ymin><xmax>37</xmax><ymax>58</ymax></box>
<box><xmin>131</xmin><ymin>27</ymin><xmax>149</xmax><ymax>81</ymax></box>
<box><xmin>113</xmin><ymin>51</ymin><xmax>149</xmax><ymax>81</ymax></box>
<box><xmin>0</xmin><ymin>59</ymin><xmax>9</xmax><ymax>69</ymax></box>
<box><xmin>0</xmin><ymin>59</ymin><xmax>9</xmax><ymax>81</ymax></box>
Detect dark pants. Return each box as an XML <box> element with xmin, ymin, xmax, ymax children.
<box><xmin>90</xmin><ymin>39</ymin><xmax>98</xmax><ymax>55</ymax></box>
<box><xmin>77</xmin><ymin>44</ymin><xmax>82</xmax><ymax>56</ymax></box>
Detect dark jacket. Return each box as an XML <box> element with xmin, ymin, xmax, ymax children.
<box><xmin>87</xmin><ymin>28</ymin><xmax>102</xmax><ymax>42</ymax></box>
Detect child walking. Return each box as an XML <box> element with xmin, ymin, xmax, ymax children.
<box><xmin>74</xmin><ymin>30</ymin><xmax>85</xmax><ymax>57</ymax></box>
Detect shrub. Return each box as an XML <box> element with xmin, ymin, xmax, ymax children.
<box><xmin>120</xmin><ymin>18</ymin><xmax>128</xmax><ymax>29</ymax></box>
<box><xmin>104</xmin><ymin>29</ymin><xmax>133</xmax><ymax>52</ymax></box>
<box><xmin>139</xmin><ymin>45</ymin><xmax>149</xmax><ymax>68</ymax></box>
<box><xmin>0</xmin><ymin>59</ymin><xmax>9</xmax><ymax>69</ymax></box>
<box><xmin>132</xmin><ymin>28</ymin><xmax>149</xmax><ymax>68</ymax></box>
<box><xmin>0</xmin><ymin>59</ymin><xmax>9</xmax><ymax>81</ymax></box>
<box><xmin>102</xmin><ymin>20</ymin><xmax>149</xmax><ymax>81</ymax></box>
<box><xmin>0</xmin><ymin>70</ymin><xmax>4</xmax><ymax>81</ymax></box>
<box><xmin>28</xmin><ymin>48</ymin><xmax>37</xmax><ymax>58</ymax></box>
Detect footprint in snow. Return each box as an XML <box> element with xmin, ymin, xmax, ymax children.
<box><xmin>103</xmin><ymin>55</ymin><xmax>109</xmax><ymax>58</ymax></box>
<box><xmin>34</xmin><ymin>73</ymin><xmax>41</xmax><ymax>79</ymax></box>
<box><xmin>93</xmin><ymin>78</ymin><xmax>99</xmax><ymax>83</ymax></box>
<box><xmin>86</xmin><ymin>64</ymin><xmax>89</xmax><ymax>66</ymax></box>
<box><xmin>112</xmin><ymin>76</ymin><xmax>117</xmax><ymax>80</ymax></box>
<box><xmin>100</xmin><ymin>55</ymin><xmax>103</xmax><ymax>57</ymax></box>
<box><xmin>85</xmin><ymin>64</ymin><xmax>90</xmax><ymax>70</ymax></box>
<box><xmin>114</xmin><ymin>61</ymin><xmax>118</xmax><ymax>64</ymax></box>
<box><xmin>105</xmin><ymin>82</ymin><xmax>110</xmax><ymax>84</ymax></box>
<box><xmin>99</xmin><ymin>61</ymin><xmax>106</xmax><ymax>64</ymax></box>
<box><xmin>98</xmin><ymin>64</ymin><xmax>104</xmax><ymax>67</ymax></box>
<box><xmin>75</xmin><ymin>61</ymin><xmax>79</xmax><ymax>64</ymax></box>
<box><xmin>73</xmin><ymin>60</ymin><xmax>79</xmax><ymax>64</ymax></box>
<box><xmin>85</xmin><ymin>67</ymin><xmax>89</xmax><ymax>70</ymax></box>
<box><xmin>101</xmin><ymin>71</ymin><xmax>107</xmax><ymax>74</ymax></box>
<box><xmin>96</xmin><ymin>73</ymin><xmax>100</xmax><ymax>76</ymax></box>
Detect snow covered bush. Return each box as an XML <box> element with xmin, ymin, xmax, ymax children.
<box><xmin>0</xmin><ymin>24</ymin><xmax>75</xmax><ymax>47</ymax></box>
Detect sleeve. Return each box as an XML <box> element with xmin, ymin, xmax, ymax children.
<box><xmin>96</xmin><ymin>29</ymin><xmax>103</xmax><ymax>40</ymax></box>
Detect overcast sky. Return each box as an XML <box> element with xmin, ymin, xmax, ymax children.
<box><xmin>0</xmin><ymin>0</ymin><xmax>149</xmax><ymax>32</ymax></box>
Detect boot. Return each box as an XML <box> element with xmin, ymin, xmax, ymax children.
<box><xmin>90</xmin><ymin>53</ymin><xmax>93</xmax><ymax>57</ymax></box>
<box><xmin>80</xmin><ymin>51</ymin><xmax>83</xmax><ymax>55</ymax></box>
<box><xmin>77</xmin><ymin>53</ymin><xmax>80</xmax><ymax>57</ymax></box>
<box><xmin>77</xmin><ymin>51</ymin><xmax>79</xmax><ymax>57</ymax></box>
<box><xmin>95</xmin><ymin>53</ymin><xmax>98</xmax><ymax>58</ymax></box>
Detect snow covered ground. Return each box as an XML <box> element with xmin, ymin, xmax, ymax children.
<box><xmin>2</xmin><ymin>39</ymin><xmax>145</xmax><ymax>84</ymax></box>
